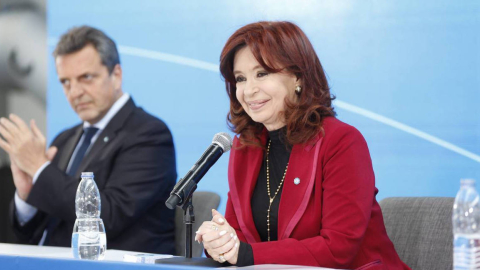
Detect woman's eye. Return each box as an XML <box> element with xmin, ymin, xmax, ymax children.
<box><xmin>257</xmin><ymin>72</ymin><xmax>268</xmax><ymax>78</ymax></box>
<box><xmin>235</xmin><ymin>76</ymin><xmax>246</xmax><ymax>83</ymax></box>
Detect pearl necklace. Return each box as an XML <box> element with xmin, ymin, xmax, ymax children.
<box><xmin>266</xmin><ymin>139</ymin><xmax>289</xmax><ymax>241</ymax></box>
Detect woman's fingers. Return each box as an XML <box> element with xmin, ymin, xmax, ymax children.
<box><xmin>214</xmin><ymin>237</ymin><xmax>236</xmax><ymax>258</ymax></box>
<box><xmin>195</xmin><ymin>226</ymin><xmax>208</xmax><ymax>242</ymax></box>
<box><xmin>206</xmin><ymin>236</ymin><xmax>237</xmax><ymax>263</ymax></box>
<box><xmin>195</xmin><ymin>221</ymin><xmax>224</xmax><ymax>243</ymax></box>
<box><xmin>195</xmin><ymin>221</ymin><xmax>212</xmax><ymax>242</ymax></box>
<box><xmin>212</xmin><ymin>215</ymin><xmax>225</xmax><ymax>225</ymax></box>
<box><xmin>202</xmin><ymin>230</ymin><xmax>234</xmax><ymax>249</ymax></box>
<box><xmin>223</xmin><ymin>239</ymin><xmax>239</xmax><ymax>263</ymax></box>
<box><xmin>211</xmin><ymin>209</ymin><xmax>225</xmax><ymax>225</ymax></box>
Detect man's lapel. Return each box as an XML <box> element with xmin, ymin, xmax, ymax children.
<box><xmin>57</xmin><ymin>126</ymin><xmax>83</xmax><ymax>172</ymax></box>
<box><xmin>75</xmin><ymin>98</ymin><xmax>136</xmax><ymax>179</ymax></box>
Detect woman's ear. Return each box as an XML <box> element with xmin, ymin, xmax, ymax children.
<box><xmin>294</xmin><ymin>77</ymin><xmax>302</xmax><ymax>95</ymax></box>
<box><xmin>295</xmin><ymin>75</ymin><xmax>302</xmax><ymax>84</ymax></box>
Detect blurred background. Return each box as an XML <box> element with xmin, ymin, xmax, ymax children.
<box><xmin>1</xmin><ymin>0</ymin><xmax>479</xmax><ymax>243</ymax></box>
<box><xmin>0</xmin><ymin>0</ymin><xmax>47</xmax><ymax>243</ymax></box>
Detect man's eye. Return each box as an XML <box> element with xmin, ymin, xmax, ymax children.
<box><xmin>60</xmin><ymin>79</ymin><xmax>70</xmax><ymax>87</ymax></box>
<box><xmin>235</xmin><ymin>76</ymin><xmax>246</xmax><ymax>83</ymax></box>
<box><xmin>84</xmin><ymin>74</ymin><xmax>93</xmax><ymax>80</ymax></box>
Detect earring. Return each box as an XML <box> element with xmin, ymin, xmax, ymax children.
<box><xmin>295</xmin><ymin>85</ymin><xmax>302</xmax><ymax>94</ymax></box>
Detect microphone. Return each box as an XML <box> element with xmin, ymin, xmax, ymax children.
<box><xmin>166</xmin><ymin>132</ymin><xmax>232</xmax><ymax>209</ymax></box>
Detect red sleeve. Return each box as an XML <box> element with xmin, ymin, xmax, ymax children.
<box><xmin>249</xmin><ymin>126</ymin><xmax>376</xmax><ymax>268</ymax></box>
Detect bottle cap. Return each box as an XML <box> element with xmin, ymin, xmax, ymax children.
<box><xmin>461</xmin><ymin>178</ymin><xmax>475</xmax><ymax>186</ymax></box>
<box><xmin>81</xmin><ymin>172</ymin><xmax>94</xmax><ymax>177</ymax></box>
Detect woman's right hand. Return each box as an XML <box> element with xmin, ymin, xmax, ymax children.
<box><xmin>195</xmin><ymin>209</ymin><xmax>240</xmax><ymax>264</ymax></box>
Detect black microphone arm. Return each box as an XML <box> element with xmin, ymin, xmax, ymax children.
<box><xmin>165</xmin><ymin>132</ymin><xmax>232</xmax><ymax>209</ymax></box>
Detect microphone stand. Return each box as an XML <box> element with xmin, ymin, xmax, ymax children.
<box><xmin>181</xmin><ymin>190</ymin><xmax>195</xmax><ymax>258</ymax></box>
<box><xmin>156</xmin><ymin>179</ymin><xmax>222</xmax><ymax>267</ymax></box>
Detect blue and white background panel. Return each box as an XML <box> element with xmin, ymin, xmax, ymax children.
<box><xmin>47</xmin><ymin>0</ymin><xmax>480</xmax><ymax>214</ymax></box>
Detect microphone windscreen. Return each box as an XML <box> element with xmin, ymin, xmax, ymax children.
<box><xmin>213</xmin><ymin>132</ymin><xmax>232</xmax><ymax>152</ymax></box>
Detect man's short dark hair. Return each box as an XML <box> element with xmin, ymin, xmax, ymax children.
<box><xmin>53</xmin><ymin>26</ymin><xmax>120</xmax><ymax>74</ymax></box>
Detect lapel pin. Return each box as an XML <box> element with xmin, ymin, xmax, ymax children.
<box><xmin>104</xmin><ymin>136</ymin><xmax>109</xmax><ymax>143</ymax></box>
<box><xmin>294</xmin><ymin>177</ymin><xmax>300</xmax><ymax>185</ymax></box>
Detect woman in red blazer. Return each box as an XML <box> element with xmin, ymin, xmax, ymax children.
<box><xmin>196</xmin><ymin>21</ymin><xmax>410</xmax><ymax>270</ymax></box>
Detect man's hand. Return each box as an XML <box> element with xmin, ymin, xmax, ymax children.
<box><xmin>0</xmin><ymin>114</ymin><xmax>50</xmax><ymax>177</ymax></box>
<box><xmin>9</xmin><ymin>146</ymin><xmax>58</xmax><ymax>201</ymax></box>
<box><xmin>10</xmin><ymin>159</ymin><xmax>33</xmax><ymax>201</ymax></box>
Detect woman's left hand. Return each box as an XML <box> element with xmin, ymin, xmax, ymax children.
<box><xmin>195</xmin><ymin>210</ymin><xmax>240</xmax><ymax>264</ymax></box>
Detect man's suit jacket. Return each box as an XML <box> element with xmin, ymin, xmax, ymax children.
<box><xmin>11</xmin><ymin>98</ymin><xmax>177</xmax><ymax>254</ymax></box>
<box><xmin>225</xmin><ymin>117</ymin><xmax>410</xmax><ymax>269</ymax></box>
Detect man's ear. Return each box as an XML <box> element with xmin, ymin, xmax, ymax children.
<box><xmin>111</xmin><ymin>64</ymin><xmax>123</xmax><ymax>90</ymax></box>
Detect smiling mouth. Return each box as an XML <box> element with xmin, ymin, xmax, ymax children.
<box><xmin>247</xmin><ymin>100</ymin><xmax>269</xmax><ymax>110</ymax></box>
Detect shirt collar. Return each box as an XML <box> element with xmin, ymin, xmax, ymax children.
<box><xmin>83</xmin><ymin>93</ymin><xmax>130</xmax><ymax>130</ymax></box>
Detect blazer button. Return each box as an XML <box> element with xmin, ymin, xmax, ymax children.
<box><xmin>294</xmin><ymin>177</ymin><xmax>300</xmax><ymax>185</ymax></box>
<box><xmin>104</xmin><ymin>136</ymin><xmax>109</xmax><ymax>143</ymax></box>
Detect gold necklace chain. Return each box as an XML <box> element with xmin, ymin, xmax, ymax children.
<box><xmin>266</xmin><ymin>139</ymin><xmax>288</xmax><ymax>241</ymax></box>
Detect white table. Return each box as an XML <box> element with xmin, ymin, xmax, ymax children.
<box><xmin>0</xmin><ymin>243</ymin><xmax>341</xmax><ymax>269</ymax></box>
<box><xmin>0</xmin><ymin>242</ymin><xmax>167</xmax><ymax>262</ymax></box>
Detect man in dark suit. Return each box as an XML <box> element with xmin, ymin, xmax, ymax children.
<box><xmin>0</xmin><ymin>26</ymin><xmax>177</xmax><ymax>254</ymax></box>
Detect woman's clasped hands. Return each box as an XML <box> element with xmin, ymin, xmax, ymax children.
<box><xmin>195</xmin><ymin>209</ymin><xmax>240</xmax><ymax>264</ymax></box>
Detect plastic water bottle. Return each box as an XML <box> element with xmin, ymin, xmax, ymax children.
<box><xmin>453</xmin><ymin>179</ymin><xmax>480</xmax><ymax>269</ymax></box>
<box><xmin>71</xmin><ymin>172</ymin><xmax>107</xmax><ymax>260</ymax></box>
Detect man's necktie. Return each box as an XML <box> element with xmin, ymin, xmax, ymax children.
<box><xmin>43</xmin><ymin>127</ymin><xmax>98</xmax><ymax>245</ymax></box>
<box><xmin>67</xmin><ymin>127</ymin><xmax>99</xmax><ymax>176</ymax></box>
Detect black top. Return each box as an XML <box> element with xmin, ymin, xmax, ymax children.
<box><xmin>236</xmin><ymin>128</ymin><xmax>291</xmax><ymax>266</ymax></box>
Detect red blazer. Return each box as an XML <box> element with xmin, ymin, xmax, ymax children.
<box><xmin>225</xmin><ymin>117</ymin><xmax>410</xmax><ymax>270</ymax></box>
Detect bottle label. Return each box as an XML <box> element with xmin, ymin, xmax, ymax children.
<box><xmin>454</xmin><ymin>234</ymin><xmax>480</xmax><ymax>267</ymax></box>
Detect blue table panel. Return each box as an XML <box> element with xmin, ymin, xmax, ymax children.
<box><xmin>0</xmin><ymin>254</ymin><xmax>213</xmax><ymax>270</ymax></box>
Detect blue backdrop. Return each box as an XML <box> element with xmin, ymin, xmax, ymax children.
<box><xmin>47</xmin><ymin>0</ymin><xmax>480</xmax><ymax>214</ymax></box>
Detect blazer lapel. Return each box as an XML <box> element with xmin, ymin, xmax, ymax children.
<box><xmin>228</xmin><ymin>132</ymin><xmax>268</xmax><ymax>243</ymax></box>
<box><xmin>57</xmin><ymin>126</ymin><xmax>83</xmax><ymax>172</ymax></box>
<box><xmin>278</xmin><ymin>135</ymin><xmax>323</xmax><ymax>240</ymax></box>
<box><xmin>75</xmin><ymin>98</ymin><xmax>136</xmax><ymax>179</ymax></box>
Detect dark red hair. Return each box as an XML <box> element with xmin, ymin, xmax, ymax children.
<box><xmin>220</xmin><ymin>21</ymin><xmax>335</xmax><ymax>148</ymax></box>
